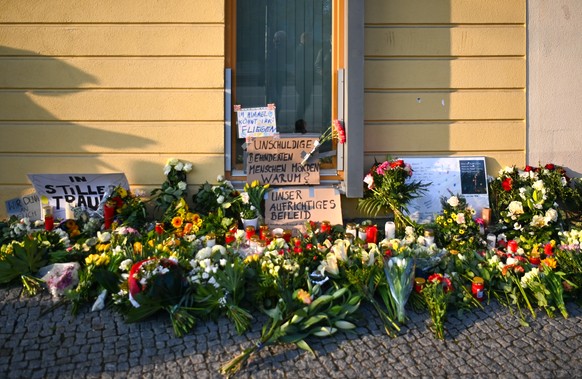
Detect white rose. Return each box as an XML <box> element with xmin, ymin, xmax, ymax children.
<box><xmin>177</xmin><ymin>181</ymin><xmax>187</xmax><ymax>191</ymax></box>
<box><xmin>217</xmin><ymin>195</ymin><xmax>225</xmax><ymax>204</ymax></box>
<box><xmin>217</xmin><ymin>175</ymin><xmax>224</xmax><ymax>182</ymax></box>
<box><xmin>532</xmin><ymin>180</ymin><xmax>544</xmax><ymax>191</ymax></box>
<box><xmin>174</xmin><ymin>161</ymin><xmax>184</xmax><ymax>171</ymax></box>
<box><xmin>163</xmin><ymin>164</ymin><xmax>172</xmax><ymax>176</ymax></box>
<box><xmin>545</xmin><ymin>208</ymin><xmax>558</xmax><ymax>223</ymax></box>
<box><xmin>507</xmin><ymin>201</ymin><xmax>524</xmax><ymax>215</ymax></box>
<box><xmin>447</xmin><ymin>196</ymin><xmax>459</xmax><ymax>207</ymax></box>
<box><xmin>455</xmin><ymin>212</ymin><xmax>465</xmax><ymax>224</ymax></box>
<box><xmin>167</xmin><ymin>158</ymin><xmax>179</xmax><ymax>166</ymax></box>
<box><xmin>183</xmin><ymin>162</ymin><xmax>193</xmax><ymax>172</ymax></box>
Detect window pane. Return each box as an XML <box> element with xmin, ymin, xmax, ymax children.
<box><xmin>235</xmin><ymin>0</ymin><xmax>332</xmax><ymax>165</ymax></box>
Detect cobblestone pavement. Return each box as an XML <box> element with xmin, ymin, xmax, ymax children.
<box><xmin>1</xmin><ymin>284</ymin><xmax>581</xmax><ymax>379</ymax></box>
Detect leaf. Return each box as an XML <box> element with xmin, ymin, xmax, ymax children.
<box><xmin>295</xmin><ymin>339</ymin><xmax>315</xmax><ymax>355</ymax></box>
<box><xmin>307</xmin><ymin>294</ymin><xmax>334</xmax><ymax>312</ymax></box>
<box><xmin>301</xmin><ymin>314</ymin><xmax>328</xmax><ymax>329</ymax></box>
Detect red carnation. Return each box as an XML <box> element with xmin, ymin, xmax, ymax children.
<box><xmin>544</xmin><ymin>243</ymin><xmax>554</xmax><ymax>256</ymax></box>
<box><xmin>545</xmin><ymin>163</ymin><xmax>555</xmax><ymax>170</ymax></box>
<box><xmin>501</xmin><ymin>177</ymin><xmax>513</xmax><ymax>191</ymax></box>
<box><xmin>524</xmin><ymin>165</ymin><xmax>533</xmax><ymax>172</ymax></box>
<box><xmin>333</xmin><ymin>120</ymin><xmax>346</xmax><ymax>144</ymax></box>
<box><xmin>390</xmin><ymin>159</ymin><xmax>405</xmax><ymax>169</ymax></box>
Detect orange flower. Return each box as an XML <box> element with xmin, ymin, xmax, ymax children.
<box><xmin>183</xmin><ymin>222</ymin><xmax>193</xmax><ymax>234</ymax></box>
<box><xmin>296</xmin><ymin>289</ymin><xmax>312</xmax><ymax>305</ymax></box>
<box><xmin>541</xmin><ymin>257</ymin><xmax>557</xmax><ymax>270</ymax></box>
<box><xmin>134</xmin><ymin>241</ymin><xmax>143</xmax><ymax>254</ymax></box>
<box><xmin>171</xmin><ymin>216</ymin><xmax>183</xmax><ymax>229</ymax></box>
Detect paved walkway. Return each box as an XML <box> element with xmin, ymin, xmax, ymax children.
<box><xmin>1</xmin><ymin>284</ymin><xmax>581</xmax><ymax>378</ymax></box>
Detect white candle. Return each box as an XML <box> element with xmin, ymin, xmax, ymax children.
<box><xmin>486</xmin><ymin>233</ymin><xmax>496</xmax><ymax>249</ymax></box>
<box><xmin>385</xmin><ymin>221</ymin><xmax>396</xmax><ymax>239</ymax></box>
<box><xmin>65</xmin><ymin>203</ymin><xmax>75</xmax><ymax>220</ymax></box>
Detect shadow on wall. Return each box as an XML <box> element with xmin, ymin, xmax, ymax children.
<box><xmin>0</xmin><ymin>45</ymin><xmax>158</xmax><ymax>176</ymax></box>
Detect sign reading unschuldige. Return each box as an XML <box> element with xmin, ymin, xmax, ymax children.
<box><xmin>247</xmin><ymin>136</ymin><xmax>320</xmax><ymax>185</ymax></box>
<box><xmin>28</xmin><ymin>173</ymin><xmax>129</xmax><ymax>220</ymax></box>
<box><xmin>236</xmin><ymin>105</ymin><xmax>277</xmax><ymax>138</ymax></box>
<box><xmin>265</xmin><ymin>187</ymin><xmax>342</xmax><ymax>229</ymax></box>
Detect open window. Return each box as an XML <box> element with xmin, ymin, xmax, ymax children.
<box><xmin>226</xmin><ymin>0</ymin><xmax>344</xmax><ymax>177</ymax></box>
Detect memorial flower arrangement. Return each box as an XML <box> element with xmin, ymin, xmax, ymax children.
<box><xmin>422</xmin><ymin>273</ymin><xmax>453</xmax><ymax>340</ymax></box>
<box><xmin>151</xmin><ymin>158</ymin><xmax>193</xmax><ymax>218</ymax></box>
<box><xmin>4</xmin><ymin>159</ymin><xmax>582</xmax><ymax>377</ymax></box>
<box><xmin>192</xmin><ymin>175</ymin><xmax>240</xmax><ymax>219</ymax></box>
<box><xmin>358</xmin><ymin>157</ymin><xmax>430</xmax><ymax>232</ymax></box>
<box><xmin>435</xmin><ymin>194</ymin><xmax>483</xmax><ymax>252</ymax></box>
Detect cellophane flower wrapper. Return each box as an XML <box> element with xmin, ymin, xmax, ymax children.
<box><xmin>383</xmin><ymin>256</ymin><xmax>415</xmax><ymax>324</ymax></box>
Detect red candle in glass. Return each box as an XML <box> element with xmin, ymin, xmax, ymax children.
<box><xmin>283</xmin><ymin>229</ymin><xmax>292</xmax><ymax>243</ymax></box>
<box><xmin>44</xmin><ymin>206</ymin><xmax>54</xmax><ymax>231</ymax></box>
<box><xmin>245</xmin><ymin>226</ymin><xmax>255</xmax><ymax>240</ymax></box>
<box><xmin>44</xmin><ymin>215</ymin><xmax>54</xmax><ymax>231</ymax></box>
<box><xmin>225</xmin><ymin>232</ymin><xmax>235</xmax><ymax>244</ymax></box>
<box><xmin>104</xmin><ymin>202</ymin><xmax>115</xmax><ymax>229</ymax></box>
<box><xmin>259</xmin><ymin>224</ymin><xmax>270</xmax><ymax>240</ymax></box>
<box><xmin>366</xmin><ymin>225</ymin><xmax>378</xmax><ymax>243</ymax></box>
<box><xmin>472</xmin><ymin>277</ymin><xmax>485</xmax><ymax>301</ymax></box>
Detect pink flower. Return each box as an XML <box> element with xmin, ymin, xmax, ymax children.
<box><xmin>333</xmin><ymin>120</ymin><xmax>346</xmax><ymax>144</ymax></box>
<box><xmin>376</xmin><ymin>161</ymin><xmax>390</xmax><ymax>175</ymax></box>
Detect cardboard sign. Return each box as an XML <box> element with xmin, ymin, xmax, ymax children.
<box><xmin>265</xmin><ymin>187</ymin><xmax>342</xmax><ymax>228</ymax></box>
<box><xmin>247</xmin><ymin>136</ymin><xmax>320</xmax><ymax>185</ymax></box>
<box><xmin>5</xmin><ymin>193</ymin><xmax>42</xmax><ymax>220</ymax></box>
<box><xmin>236</xmin><ymin>106</ymin><xmax>277</xmax><ymax>138</ymax></box>
<box><xmin>28</xmin><ymin>173</ymin><xmax>129</xmax><ymax>220</ymax></box>
<box><xmin>402</xmin><ymin>157</ymin><xmax>490</xmax><ymax>223</ymax></box>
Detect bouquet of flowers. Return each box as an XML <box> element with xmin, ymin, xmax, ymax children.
<box><xmin>300</xmin><ymin>119</ymin><xmax>346</xmax><ymax>165</ymax></box>
<box><xmin>383</xmin><ymin>255</ymin><xmax>415</xmax><ymax>324</ymax></box>
<box><xmin>423</xmin><ymin>273</ymin><xmax>453</xmax><ymax>340</ymax></box>
<box><xmin>358</xmin><ymin>157</ymin><xmax>429</xmax><ymax>232</ymax></box>
<box><xmin>103</xmin><ymin>186</ymin><xmax>148</xmax><ymax>229</ymax></box>
<box><xmin>192</xmin><ymin>175</ymin><xmax>240</xmax><ymax>219</ymax></box>
<box><xmin>435</xmin><ymin>194</ymin><xmax>483</xmax><ymax>252</ymax></box>
<box><xmin>151</xmin><ymin>158</ymin><xmax>193</xmax><ymax>217</ymax></box>
<box><xmin>239</xmin><ymin>180</ymin><xmax>270</xmax><ymax>220</ymax></box>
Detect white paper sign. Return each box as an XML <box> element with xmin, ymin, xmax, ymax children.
<box><xmin>236</xmin><ymin>106</ymin><xmax>277</xmax><ymax>138</ymax></box>
<box><xmin>5</xmin><ymin>193</ymin><xmax>42</xmax><ymax>220</ymax></box>
<box><xmin>403</xmin><ymin>157</ymin><xmax>489</xmax><ymax>223</ymax></box>
<box><xmin>28</xmin><ymin>173</ymin><xmax>129</xmax><ymax>220</ymax></box>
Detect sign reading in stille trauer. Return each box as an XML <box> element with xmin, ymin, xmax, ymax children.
<box><xmin>247</xmin><ymin>136</ymin><xmax>320</xmax><ymax>185</ymax></box>
<box><xmin>28</xmin><ymin>173</ymin><xmax>129</xmax><ymax>220</ymax></box>
<box><xmin>265</xmin><ymin>187</ymin><xmax>342</xmax><ymax>228</ymax></box>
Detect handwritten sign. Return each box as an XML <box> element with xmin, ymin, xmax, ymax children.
<box><xmin>247</xmin><ymin>136</ymin><xmax>320</xmax><ymax>185</ymax></box>
<box><xmin>236</xmin><ymin>106</ymin><xmax>277</xmax><ymax>138</ymax></box>
<box><xmin>403</xmin><ymin>157</ymin><xmax>490</xmax><ymax>223</ymax></box>
<box><xmin>28</xmin><ymin>173</ymin><xmax>129</xmax><ymax>220</ymax></box>
<box><xmin>5</xmin><ymin>193</ymin><xmax>42</xmax><ymax>220</ymax></box>
<box><xmin>265</xmin><ymin>187</ymin><xmax>342</xmax><ymax>228</ymax></box>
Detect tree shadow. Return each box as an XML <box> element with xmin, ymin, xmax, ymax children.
<box><xmin>0</xmin><ymin>46</ymin><xmax>159</xmax><ymax>190</ymax></box>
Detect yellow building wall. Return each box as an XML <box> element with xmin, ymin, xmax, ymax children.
<box><xmin>363</xmin><ymin>0</ymin><xmax>526</xmax><ymax>175</ymax></box>
<box><xmin>0</xmin><ymin>0</ymin><xmax>226</xmax><ymax>217</ymax></box>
